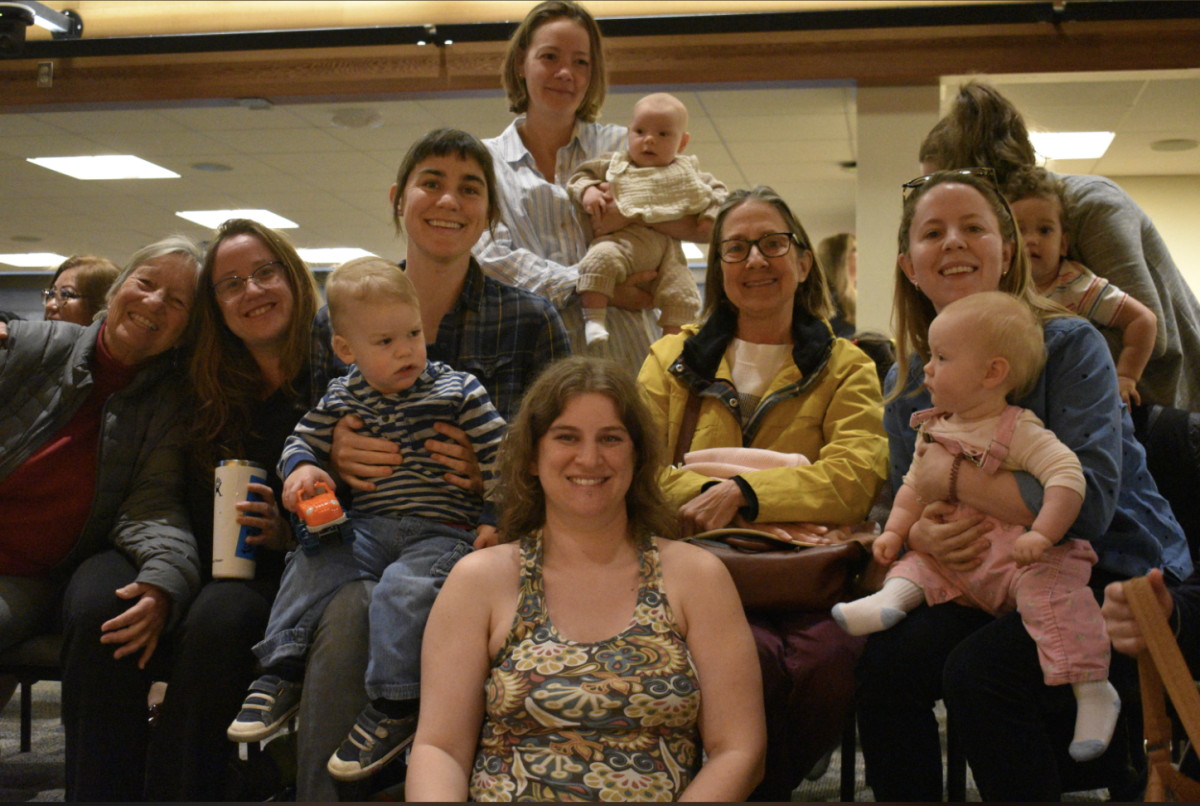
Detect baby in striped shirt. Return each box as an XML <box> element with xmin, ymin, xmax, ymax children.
<box><xmin>229</xmin><ymin>257</ymin><xmax>506</xmax><ymax>782</ymax></box>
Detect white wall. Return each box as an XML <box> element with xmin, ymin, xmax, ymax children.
<box><xmin>1104</xmin><ymin>175</ymin><xmax>1200</xmax><ymax>298</ymax></box>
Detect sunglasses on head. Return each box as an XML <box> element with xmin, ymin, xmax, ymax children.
<box><xmin>901</xmin><ymin>166</ymin><xmax>998</xmax><ymax>199</ymax></box>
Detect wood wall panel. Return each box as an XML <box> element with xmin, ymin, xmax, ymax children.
<box><xmin>1</xmin><ymin>17</ymin><xmax>1198</xmax><ymax>109</ymax></box>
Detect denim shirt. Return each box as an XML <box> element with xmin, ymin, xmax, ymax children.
<box><xmin>885</xmin><ymin>316</ymin><xmax>1192</xmax><ymax>582</ymax></box>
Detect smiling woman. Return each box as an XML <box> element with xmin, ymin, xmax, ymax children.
<box><xmin>0</xmin><ymin>235</ymin><xmax>203</xmax><ymax>800</ymax></box>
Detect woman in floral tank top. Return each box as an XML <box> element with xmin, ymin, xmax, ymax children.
<box><xmin>407</xmin><ymin>356</ymin><xmax>765</xmax><ymax>800</ymax></box>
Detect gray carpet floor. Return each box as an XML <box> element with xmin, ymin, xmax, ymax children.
<box><xmin>0</xmin><ymin>682</ymin><xmax>1111</xmax><ymax>802</ymax></box>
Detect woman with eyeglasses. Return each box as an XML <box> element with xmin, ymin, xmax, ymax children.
<box><xmin>921</xmin><ymin>80</ymin><xmax>1200</xmax><ymax>412</ymax></box>
<box><xmin>0</xmin><ymin>237</ymin><xmax>203</xmax><ymax>801</ymax></box>
<box><xmin>42</xmin><ymin>255</ymin><xmax>121</xmax><ymax>326</ymax></box>
<box><xmin>638</xmin><ymin>186</ymin><xmax>888</xmax><ymax>801</ymax></box>
<box><xmin>141</xmin><ymin>219</ymin><xmax>321</xmax><ymax>801</ymax></box>
<box><xmin>854</xmin><ymin>170</ymin><xmax>1192</xmax><ymax>801</ymax></box>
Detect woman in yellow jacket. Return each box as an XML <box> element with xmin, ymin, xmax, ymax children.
<box><xmin>639</xmin><ymin>186</ymin><xmax>887</xmax><ymax>801</ymax></box>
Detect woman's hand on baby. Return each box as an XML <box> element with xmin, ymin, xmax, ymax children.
<box><xmin>591</xmin><ymin>194</ymin><xmax>634</xmax><ymax>236</ymax></box>
<box><xmin>427</xmin><ymin>422</ymin><xmax>484</xmax><ymax>494</ymax></box>
<box><xmin>1103</xmin><ymin>568</ymin><xmax>1174</xmax><ymax>656</ymax></box>
<box><xmin>908</xmin><ymin>440</ymin><xmax>954</xmax><ymax>503</ymax></box>
<box><xmin>1012</xmin><ymin>530</ymin><xmax>1052</xmax><ymax>566</ymax></box>
<box><xmin>609</xmin><ymin>271</ymin><xmax>657</xmax><ymax>311</ymax></box>
<box><xmin>908</xmin><ymin>501</ymin><xmax>992</xmax><ymax>572</ymax></box>
<box><xmin>330</xmin><ymin>413</ymin><xmax>403</xmax><ymax>492</ymax></box>
<box><xmin>238</xmin><ymin>481</ymin><xmax>292</xmax><ymax>551</ymax></box>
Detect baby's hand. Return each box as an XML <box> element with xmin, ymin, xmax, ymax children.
<box><xmin>873</xmin><ymin>531</ymin><xmax>904</xmax><ymax>565</ymax></box>
<box><xmin>1013</xmin><ymin>530</ymin><xmax>1053</xmax><ymax>566</ymax></box>
<box><xmin>581</xmin><ymin>185</ymin><xmax>608</xmax><ymax>218</ymax></box>
<box><xmin>474</xmin><ymin>525</ymin><xmax>500</xmax><ymax>549</ymax></box>
<box><xmin>282</xmin><ymin>463</ymin><xmax>336</xmax><ymax>513</ymax></box>
<box><xmin>1118</xmin><ymin>375</ymin><xmax>1141</xmax><ymax>408</ymax></box>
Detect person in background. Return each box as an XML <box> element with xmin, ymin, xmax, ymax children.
<box><xmin>920</xmin><ymin>79</ymin><xmax>1200</xmax><ymax>411</ymax></box>
<box><xmin>42</xmin><ymin>254</ymin><xmax>121</xmax><ymax>326</ymax></box>
<box><xmin>473</xmin><ymin>0</ymin><xmax>712</xmax><ymax>375</ymax></box>
<box><xmin>816</xmin><ymin>232</ymin><xmax>857</xmax><ymax>337</ymax></box>
<box><xmin>0</xmin><ymin>236</ymin><xmax>203</xmax><ymax>801</ymax></box>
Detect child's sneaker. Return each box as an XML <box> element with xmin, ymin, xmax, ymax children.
<box><xmin>227</xmin><ymin>675</ymin><xmax>302</xmax><ymax>743</ymax></box>
<box><xmin>326</xmin><ymin>703</ymin><xmax>418</xmax><ymax>782</ymax></box>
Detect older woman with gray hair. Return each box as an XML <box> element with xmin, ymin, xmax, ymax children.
<box><xmin>0</xmin><ymin>235</ymin><xmax>203</xmax><ymax>801</ymax></box>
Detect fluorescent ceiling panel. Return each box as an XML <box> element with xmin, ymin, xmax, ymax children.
<box><xmin>28</xmin><ymin>155</ymin><xmax>180</xmax><ymax>180</ymax></box>
<box><xmin>176</xmin><ymin>210</ymin><xmax>298</xmax><ymax>229</ymax></box>
<box><xmin>297</xmin><ymin>248</ymin><xmax>376</xmax><ymax>266</ymax></box>
<box><xmin>0</xmin><ymin>253</ymin><xmax>69</xmax><ymax>268</ymax></box>
<box><xmin>1029</xmin><ymin>131</ymin><xmax>1115</xmax><ymax>161</ymax></box>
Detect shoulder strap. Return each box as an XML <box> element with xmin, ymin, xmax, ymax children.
<box><xmin>1127</xmin><ymin>575</ymin><xmax>1200</xmax><ymax>767</ymax></box>
<box><xmin>673</xmin><ymin>391</ymin><xmax>704</xmax><ymax>467</ymax></box>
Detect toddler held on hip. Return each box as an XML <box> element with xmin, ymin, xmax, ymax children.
<box><xmin>833</xmin><ymin>291</ymin><xmax>1120</xmax><ymax>763</ymax></box>
<box><xmin>568</xmin><ymin>92</ymin><xmax>726</xmax><ymax>346</ymax></box>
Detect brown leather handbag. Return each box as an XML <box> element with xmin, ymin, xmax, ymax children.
<box><xmin>1126</xmin><ymin>574</ymin><xmax>1200</xmax><ymax>802</ymax></box>
<box><xmin>673</xmin><ymin>390</ymin><xmax>877</xmax><ymax>612</ymax></box>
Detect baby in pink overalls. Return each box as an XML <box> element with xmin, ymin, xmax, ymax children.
<box><xmin>833</xmin><ymin>291</ymin><xmax>1120</xmax><ymax>763</ymax></box>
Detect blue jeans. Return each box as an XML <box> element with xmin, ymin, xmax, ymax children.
<box><xmin>253</xmin><ymin>513</ymin><xmax>473</xmax><ymax>700</ymax></box>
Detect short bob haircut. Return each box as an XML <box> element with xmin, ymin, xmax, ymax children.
<box><xmin>701</xmin><ymin>186</ymin><xmax>833</xmax><ymax>324</ymax></box>
<box><xmin>325</xmin><ymin>256</ymin><xmax>420</xmax><ymax>335</ymax></box>
<box><xmin>391</xmin><ymin>128</ymin><xmax>500</xmax><ymax>236</ymax></box>
<box><xmin>47</xmin><ymin>255</ymin><xmax>121</xmax><ymax>322</ymax></box>
<box><xmin>891</xmin><ymin>170</ymin><xmax>1068</xmax><ymax>400</ymax></box>
<box><xmin>501</xmin><ymin>0</ymin><xmax>607</xmax><ymax>123</ymax></box>
<box><xmin>190</xmin><ymin>219</ymin><xmax>319</xmax><ymax>443</ymax></box>
<box><xmin>936</xmin><ymin>291</ymin><xmax>1046</xmax><ymax>400</ymax></box>
<box><xmin>496</xmin><ymin>355</ymin><xmax>677</xmax><ymax>542</ymax></box>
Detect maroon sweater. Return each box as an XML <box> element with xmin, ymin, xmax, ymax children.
<box><xmin>0</xmin><ymin>325</ymin><xmax>138</xmax><ymax>576</ymax></box>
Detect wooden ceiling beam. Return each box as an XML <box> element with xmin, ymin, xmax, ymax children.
<box><xmin>1</xmin><ymin>17</ymin><xmax>1197</xmax><ymax>109</ymax></box>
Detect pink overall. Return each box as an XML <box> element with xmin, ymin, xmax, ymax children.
<box><xmin>888</xmin><ymin>406</ymin><xmax>1110</xmax><ymax>686</ymax></box>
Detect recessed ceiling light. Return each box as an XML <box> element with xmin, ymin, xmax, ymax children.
<box><xmin>28</xmin><ymin>155</ymin><xmax>180</xmax><ymax>180</ymax></box>
<box><xmin>329</xmin><ymin>109</ymin><xmax>383</xmax><ymax>130</ymax></box>
<box><xmin>176</xmin><ymin>210</ymin><xmax>298</xmax><ymax>229</ymax></box>
<box><xmin>297</xmin><ymin>248</ymin><xmax>377</xmax><ymax>266</ymax></box>
<box><xmin>191</xmin><ymin>162</ymin><xmax>233</xmax><ymax>172</ymax></box>
<box><xmin>0</xmin><ymin>252</ymin><xmax>68</xmax><ymax>268</ymax></box>
<box><xmin>1029</xmin><ymin>131</ymin><xmax>1115</xmax><ymax>161</ymax></box>
<box><xmin>1150</xmin><ymin>138</ymin><xmax>1199</xmax><ymax>152</ymax></box>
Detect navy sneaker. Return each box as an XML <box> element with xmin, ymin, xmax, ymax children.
<box><xmin>326</xmin><ymin>703</ymin><xmax>418</xmax><ymax>782</ymax></box>
<box><xmin>227</xmin><ymin>675</ymin><xmax>302</xmax><ymax>743</ymax></box>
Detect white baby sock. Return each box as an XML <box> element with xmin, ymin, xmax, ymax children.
<box><xmin>1069</xmin><ymin>680</ymin><xmax>1121</xmax><ymax>762</ymax></box>
<box><xmin>583</xmin><ymin>308</ymin><xmax>609</xmax><ymax>345</ymax></box>
<box><xmin>832</xmin><ymin>577</ymin><xmax>925</xmax><ymax>636</ymax></box>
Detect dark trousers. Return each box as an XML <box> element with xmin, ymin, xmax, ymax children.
<box><xmin>61</xmin><ymin>550</ymin><xmax>160</xmax><ymax>802</ymax></box>
<box><xmin>747</xmin><ymin>611</ymin><xmax>864</xmax><ymax>802</ymax></box>
<box><xmin>144</xmin><ymin>577</ymin><xmax>275</xmax><ymax>801</ymax></box>
<box><xmin>856</xmin><ymin>573</ymin><xmax>1141</xmax><ymax>802</ymax></box>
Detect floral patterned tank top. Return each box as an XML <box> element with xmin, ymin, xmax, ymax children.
<box><xmin>470</xmin><ymin>535</ymin><xmax>702</xmax><ymax>801</ymax></box>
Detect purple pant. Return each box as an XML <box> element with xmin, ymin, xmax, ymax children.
<box><xmin>747</xmin><ymin>611</ymin><xmax>864</xmax><ymax>801</ymax></box>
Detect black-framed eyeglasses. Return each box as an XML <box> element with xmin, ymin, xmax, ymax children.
<box><xmin>717</xmin><ymin>232</ymin><xmax>804</xmax><ymax>263</ymax></box>
<box><xmin>901</xmin><ymin>166</ymin><xmax>998</xmax><ymax>199</ymax></box>
<box><xmin>212</xmin><ymin>261</ymin><xmax>285</xmax><ymax>301</ymax></box>
<box><xmin>42</xmin><ymin>287</ymin><xmax>81</xmax><ymax>304</ymax></box>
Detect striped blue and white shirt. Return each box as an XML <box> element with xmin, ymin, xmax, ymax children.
<box><xmin>280</xmin><ymin>360</ymin><xmax>505</xmax><ymax>526</ymax></box>
<box><xmin>474</xmin><ymin>117</ymin><xmax>660</xmax><ymax>376</ymax></box>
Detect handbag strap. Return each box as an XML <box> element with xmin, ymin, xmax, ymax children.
<box><xmin>1127</xmin><ymin>575</ymin><xmax>1200</xmax><ymax>757</ymax></box>
<box><xmin>673</xmin><ymin>391</ymin><xmax>704</xmax><ymax>467</ymax></box>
